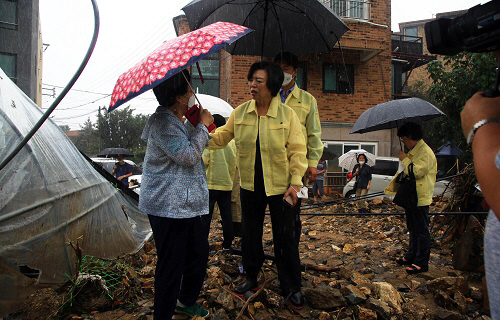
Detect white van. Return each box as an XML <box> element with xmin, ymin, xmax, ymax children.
<box><xmin>91</xmin><ymin>157</ymin><xmax>142</xmax><ymax>194</ymax></box>
<box><xmin>342</xmin><ymin>157</ymin><xmax>451</xmax><ymax>199</ymax></box>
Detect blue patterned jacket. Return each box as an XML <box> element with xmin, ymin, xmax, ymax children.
<box><xmin>139</xmin><ymin>107</ymin><xmax>210</xmax><ymax>218</ymax></box>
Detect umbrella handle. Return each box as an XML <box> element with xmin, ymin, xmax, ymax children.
<box><xmin>181</xmin><ymin>71</ymin><xmax>203</xmax><ymax>108</ymax></box>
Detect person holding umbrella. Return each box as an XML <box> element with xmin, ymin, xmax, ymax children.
<box><xmin>351</xmin><ymin>153</ymin><xmax>372</xmax><ymax>217</ymax></box>
<box><xmin>274</xmin><ymin>52</ymin><xmax>323</xmax><ymax>243</ymax></box>
<box><xmin>385</xmin><ymin>122</ymin><xmax>437</xmax><ymax>274</ymax></box>
<box><xmin>139</xmin><ymin>70</ymin><xmax>214</xmax><ymax>319</ymax></box>
<box><xmin>209</xmin><ymin>61</ymin><xmax>307</xmax><ymax>309</ymax></box>
<box><xmin>111</xmin><ymin>154</ymin><xmax>132</xmax><ymax>186</ymax></box>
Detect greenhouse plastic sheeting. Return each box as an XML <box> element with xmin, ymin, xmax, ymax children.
<box><xmin>0</xmin><ymin>69</ymin><xmax>152</xmax><ymax>316</ymax></box>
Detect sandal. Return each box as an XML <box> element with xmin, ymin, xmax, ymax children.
<box><xmin>395</xmin><ymin>257</ymin><xmax>413</xmax><ymax>265</ymax></box>
<box><xmin>406</xmin><ymin>264</ymin><xmax>428</xmax><ymax>274</ymax></box>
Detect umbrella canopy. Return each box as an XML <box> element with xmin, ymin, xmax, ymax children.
<box><xmin>338</xmin><ymin>149</ymin><xmax>376</xmax><ymax>171</ymax></box>
<box><xmin>435</xmin><ymin>141</ymin><xmax>463</xmax><ymax>157</ymax></box>
<box><xmin>351</xmin><ymin>98</ymin><xmax>445</xmax><ymax>134</ymax></box>
<box><xmin>182</xmin><ymin>0</ymin><xmax>349</xmax><ymax>57</ymax></box>
<box><xmin>97</xmin><ymin>148</ymin><xmax>133</xmax><ymax>158</ymax></box>
<box><xmin>322</xmin><ymin>147</ymin><xmax>336</xmax><ymax>160</ymax></box>
<box><xmin>194</xmin><ymin>93</ymin><xmax>234</xmax><ymax>118</ymax></box>
<box><xmin>108</xmin><ymin>22</ymin><xmax>252</xmax><ymax>111</ymax></box>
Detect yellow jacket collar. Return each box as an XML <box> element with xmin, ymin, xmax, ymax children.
<box><xmin>408</xmin><ymin>139</ymin><xmax>425</xmax><ymax>156</ymax></box>
<box><xmin>246</xmin><ymin>96</ymin><xmax>281</xmax><ymax>118</ymax></box>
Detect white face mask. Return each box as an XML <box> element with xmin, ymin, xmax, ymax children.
<box><xmin>187</xmin><ymin>95</ymin><xmax>196</xmax><ymax>109</ymax></box>
<box><xmin>282</xmin><ymin>72</ymin><xmax>294</xmax><ymax>87</ymax></box>
<box><xmin>359</xmin><ymin>161</ymin><xmax>365</xmax><ymax>165</ymax></box>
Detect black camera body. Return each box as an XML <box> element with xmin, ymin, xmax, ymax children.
<box><xmin>425</xmin><ymin>1</ymin><xmax>500</xmax><ymax>55</ymax></box>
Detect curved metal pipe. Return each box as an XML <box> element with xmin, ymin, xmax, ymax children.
<box><xmin>0</xmin><ymin>0</ymin><xmax>100</xmax><ymax>172</ymax></box>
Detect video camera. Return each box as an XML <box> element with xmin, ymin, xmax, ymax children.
<box><xmin>424</xmin><ymin>1</ymin><xmax>500</xmax><ymax>56</ymax></box>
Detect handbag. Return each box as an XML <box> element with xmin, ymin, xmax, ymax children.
<box><xmin>393</xmin><ymin>163</ymin><xmax>417</xmax><ymax>209</ymax></box>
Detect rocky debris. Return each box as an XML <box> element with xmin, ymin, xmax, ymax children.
<box><xmin>304</xmin><ymin>287</ymin><xmax>347</xmax><ymax>310</ymax></box>
<box><xmin>372</xmin><ymin>282</ymin><xmax>403</xmax><ymax>314</ymax></box>
<box><xmin>452</xmin><ymin>215</ymin><xmax>484</xmax><ymax>272</ymax></box>
<box><xmin>9</xmin><ymin>196</ymin><xmax>491</xmax><ymax>319</ymax></box>
<box><xmin>340</xmin><ymin>284</ymin><xmax>367</xmax><ymax>305</ymax></box>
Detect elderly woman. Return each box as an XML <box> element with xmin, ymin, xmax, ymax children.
<box><xmin>139</xmin><ymin>70</ymin><xmax>213</xmax><ymax>319</ymax></box>
<box><xmin>209</xmin><ymin>61</ymin><xmax>307</xmax><ymax>309</ymax></box>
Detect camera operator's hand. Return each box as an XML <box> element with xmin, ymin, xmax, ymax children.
<box><xmin>461</xmin><ymin>92</ymin><xmax>500</xmax><ymax>138</ymax></box>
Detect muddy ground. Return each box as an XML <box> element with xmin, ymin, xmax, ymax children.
<box><xmin>8</xmin><ymin>196</ymin><xmax>491</xmax><ymax>320</ymax></box>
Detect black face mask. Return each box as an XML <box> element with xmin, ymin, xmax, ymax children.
<box><xmin>403</xmin><ymin>146</ymin><xmax>409</xmax><ymax>153</ymax></box>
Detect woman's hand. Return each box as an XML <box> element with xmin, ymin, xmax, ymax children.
<box><xmin>284</xmin><ymin>185</ymin><xmax>300</xmax><ymax>206</ymax></box>
<box><xmin>199</xmin><ymin>105</ymin><xmax>214</xmax><ymax>128</ymax></box>
<box><xmin>367</xmin><ymin>182</ymin><xmax>371</xmax><ymax>190</ymax></box>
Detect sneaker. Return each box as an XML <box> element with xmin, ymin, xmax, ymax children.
<box><xmin>175</xmin><ymin>302</ymin><xmax>209</xmax><ymax>318</ymax></box>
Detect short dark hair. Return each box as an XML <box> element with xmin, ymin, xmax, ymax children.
<box><xmin>153</xmin><ymin>69</ymin><xmax>190</xmax><ymax>108</ymax></box>
<box><xmin>273</xmin><ymin>51</ymin><xmax>299</xmax><ymax>70</ymax></box>
<box><xmin>357</xmin><ymin>153</ymin><xmax>366</xmax><ymax>162</ymax></box>
<box><xmin>213</xmin><ymin>114</ymin><xmax>226</xmax><ymax>127</ymax></box>
<box><xmin>397</xmin><ymin>122</ymin><xmax>423</xmax><ymax>140</ymax></box>
<box><xmin>247</xmin><ymin>61</ymin><xmax>284</xmax><ymax>97</ymax></box>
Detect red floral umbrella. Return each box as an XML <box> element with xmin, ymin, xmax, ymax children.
<box><xmin>108</xmin><ymin>21</ymin><xmax>252</xmax><ymax>111</ymax></box>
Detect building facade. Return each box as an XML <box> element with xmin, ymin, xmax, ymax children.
<box><xmin>0</xmin><ymin>0</ymin><xmax>42</xmax><ymax>104</ymax></box>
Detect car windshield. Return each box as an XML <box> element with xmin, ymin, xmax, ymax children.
<box><xmin>371</xmin><ymin>160</ymin><xmax>399</xmax><ymax>176</ymax></box>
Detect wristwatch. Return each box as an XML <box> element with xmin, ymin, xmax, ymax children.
<box><xmin>467</xmin><ymin>118</ymin><xmax>500</xmax><ymax>145</ymax></box>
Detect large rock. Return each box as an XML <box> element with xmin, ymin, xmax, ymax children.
<box><xmin>372</xmin><ymin>282</ymin><xmax>403</xmax><ymax>314</ymax></box>
<box><xmin>340</xmin><ymin>284</ymin><xmax>367</xmax><ymax>305</ymax></box>
<box><xmin>453</xmin><ymin>215</ymin><xmax>484</xmax><ymax>272</ymax></box>
<box><xmin>434</xmin><ymin>290</ymin><xmax>455</xmax><ymax>309</ymax></box>
<box><xmin>215</xmin><ymin>290</ymin><xmax>235</xmax><ymax>311</ymax></box>
<box><xmin>304</xmin><ymin>287</ymin><xmax>348</xmax><ymax>310</ymax></box>
<box><xmin>355</xmin><ymin>305</ymin><xmax>377</xmax><ymax>320</ymax></box>
<box><xmin>432</xmin><ymin>307</ymin><xmax>465</xmax><ymax>320</ymax></box>
<box><xmin>366</xmin><ymin>297</ymin><xmax>392</xmax><ymax>320</ymax></box>
<box><xmin>427</xmin><ymin>277</ymin><xmax>469</xmax><ymax>296</ymax></box>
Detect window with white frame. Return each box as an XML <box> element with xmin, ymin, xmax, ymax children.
<box><xmin>322</xmin><ymin>0</ymin><xmax>370</xmax><ymax>20</ymax></box>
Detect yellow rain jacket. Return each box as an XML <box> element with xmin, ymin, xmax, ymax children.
<box><xmin>209</xmin><ymin>96</ymin><xmax>307</xmax><ymax>196</ymax></box>
<box><xmin>284</xmin><ymin>85</ymin><xmax>323</xmax><ymax>168</ymax></box>
<box><xmin>202</xmin><ymin>140</ymin><xmax>237</xmax><ymax>191</ymax></box>
<box><xmin>385</xmin><ymin>139</ymin><xmax>437</xmax><ymax>207</ymax></box>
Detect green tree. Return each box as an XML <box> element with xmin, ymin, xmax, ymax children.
<box><xmin>410</xmin><ymin>52</ymin><xmax>497</xmax><ymax>155</ymax></box>
<box><xmin>96</xmin><ymin>106</ymin><xmax>149</xmax><ymax>162</ymax></box>
<box><xmin>72</xmin><ymin>117</ymin><xmax>100</xmax><ymax>155</ymax></box>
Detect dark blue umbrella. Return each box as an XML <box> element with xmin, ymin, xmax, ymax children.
<box><xmin>435</xmin><ymin>141</ymin><xmax>463</xmax><ymax>157</ymax></box>
<box><xmin>351</xmin><ymin>98</ymin><xmax>445</xmax><ymax>134</ymax></box>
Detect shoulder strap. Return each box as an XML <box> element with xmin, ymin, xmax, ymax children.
<box><xmin>407</xmin><ymin>163</ymin><xmax>415</xmax><ymax>180</ymax></box>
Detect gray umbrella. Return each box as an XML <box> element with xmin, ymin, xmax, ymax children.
<box><xmin>182</xmin><ymin>0</ymin><xmax>349</xmax><ymax>57</ymax></box>
<box><xmin>350</xmin><ymin>98</ymin><xmax>446</xmax><ymax>134</ymax></box>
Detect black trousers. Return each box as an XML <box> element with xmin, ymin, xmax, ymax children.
<box><xmin>148</xmin><ymin>215</ymin><xmax>209</xmax><ymax>320</ymax></box>
<box><xmin>240</xmin><ymin>187</ymin><xmax>302</xmax><ymax>294</ymax></box>
<box><xmin>204</xmin><ymin>189</ymin><xmax>234</xmax><ymax>249</ymax></box>
<box><xmin>404</xmin><ymin>205</ymin><xmax>431</xmax><ymax>268</ymax></box>
<box><xmin>293</xmin><ymin>198</ymin><xmax>302</xmax><ymax>245</ymax></box>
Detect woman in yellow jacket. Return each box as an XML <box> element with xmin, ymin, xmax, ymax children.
<box><xmin>209</xmin><ymin>61</ymin><xmax>307</xmax><ymax>309</ymax></box>
<box><xmin>385</xmin><ymin>122</ymin><xmax>437</xmax><ymax>274</ymax></box>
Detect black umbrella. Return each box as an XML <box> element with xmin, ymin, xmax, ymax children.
<box><xmin>322</xmin><ymin>147</ymin><xmax>336</xmax><ymax>160</ymax></box>
<box><xmin>97</xmin><ymin>148</ymin><xmax>133</xmax><ymax>158</ymax></box>
<box><xmin>182</xmin><ymin>0</ymin><xmax>349</xmax><ymax>57</ymax></box>
<box><xmin>350</xmin><ymin>98</ymin><xmax>445</xmax><ymax>134</ymax></box>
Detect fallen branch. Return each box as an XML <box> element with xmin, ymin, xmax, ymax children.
<box><xmin>235</xmin><ymin>276</ymin><xmax>277</xmax><ymax>320</ymax></box>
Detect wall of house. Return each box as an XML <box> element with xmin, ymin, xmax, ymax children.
<box><xmin>0</xmin><ymin>0</ymin><xmax>40</xmax><ymax>102</ymax></box>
